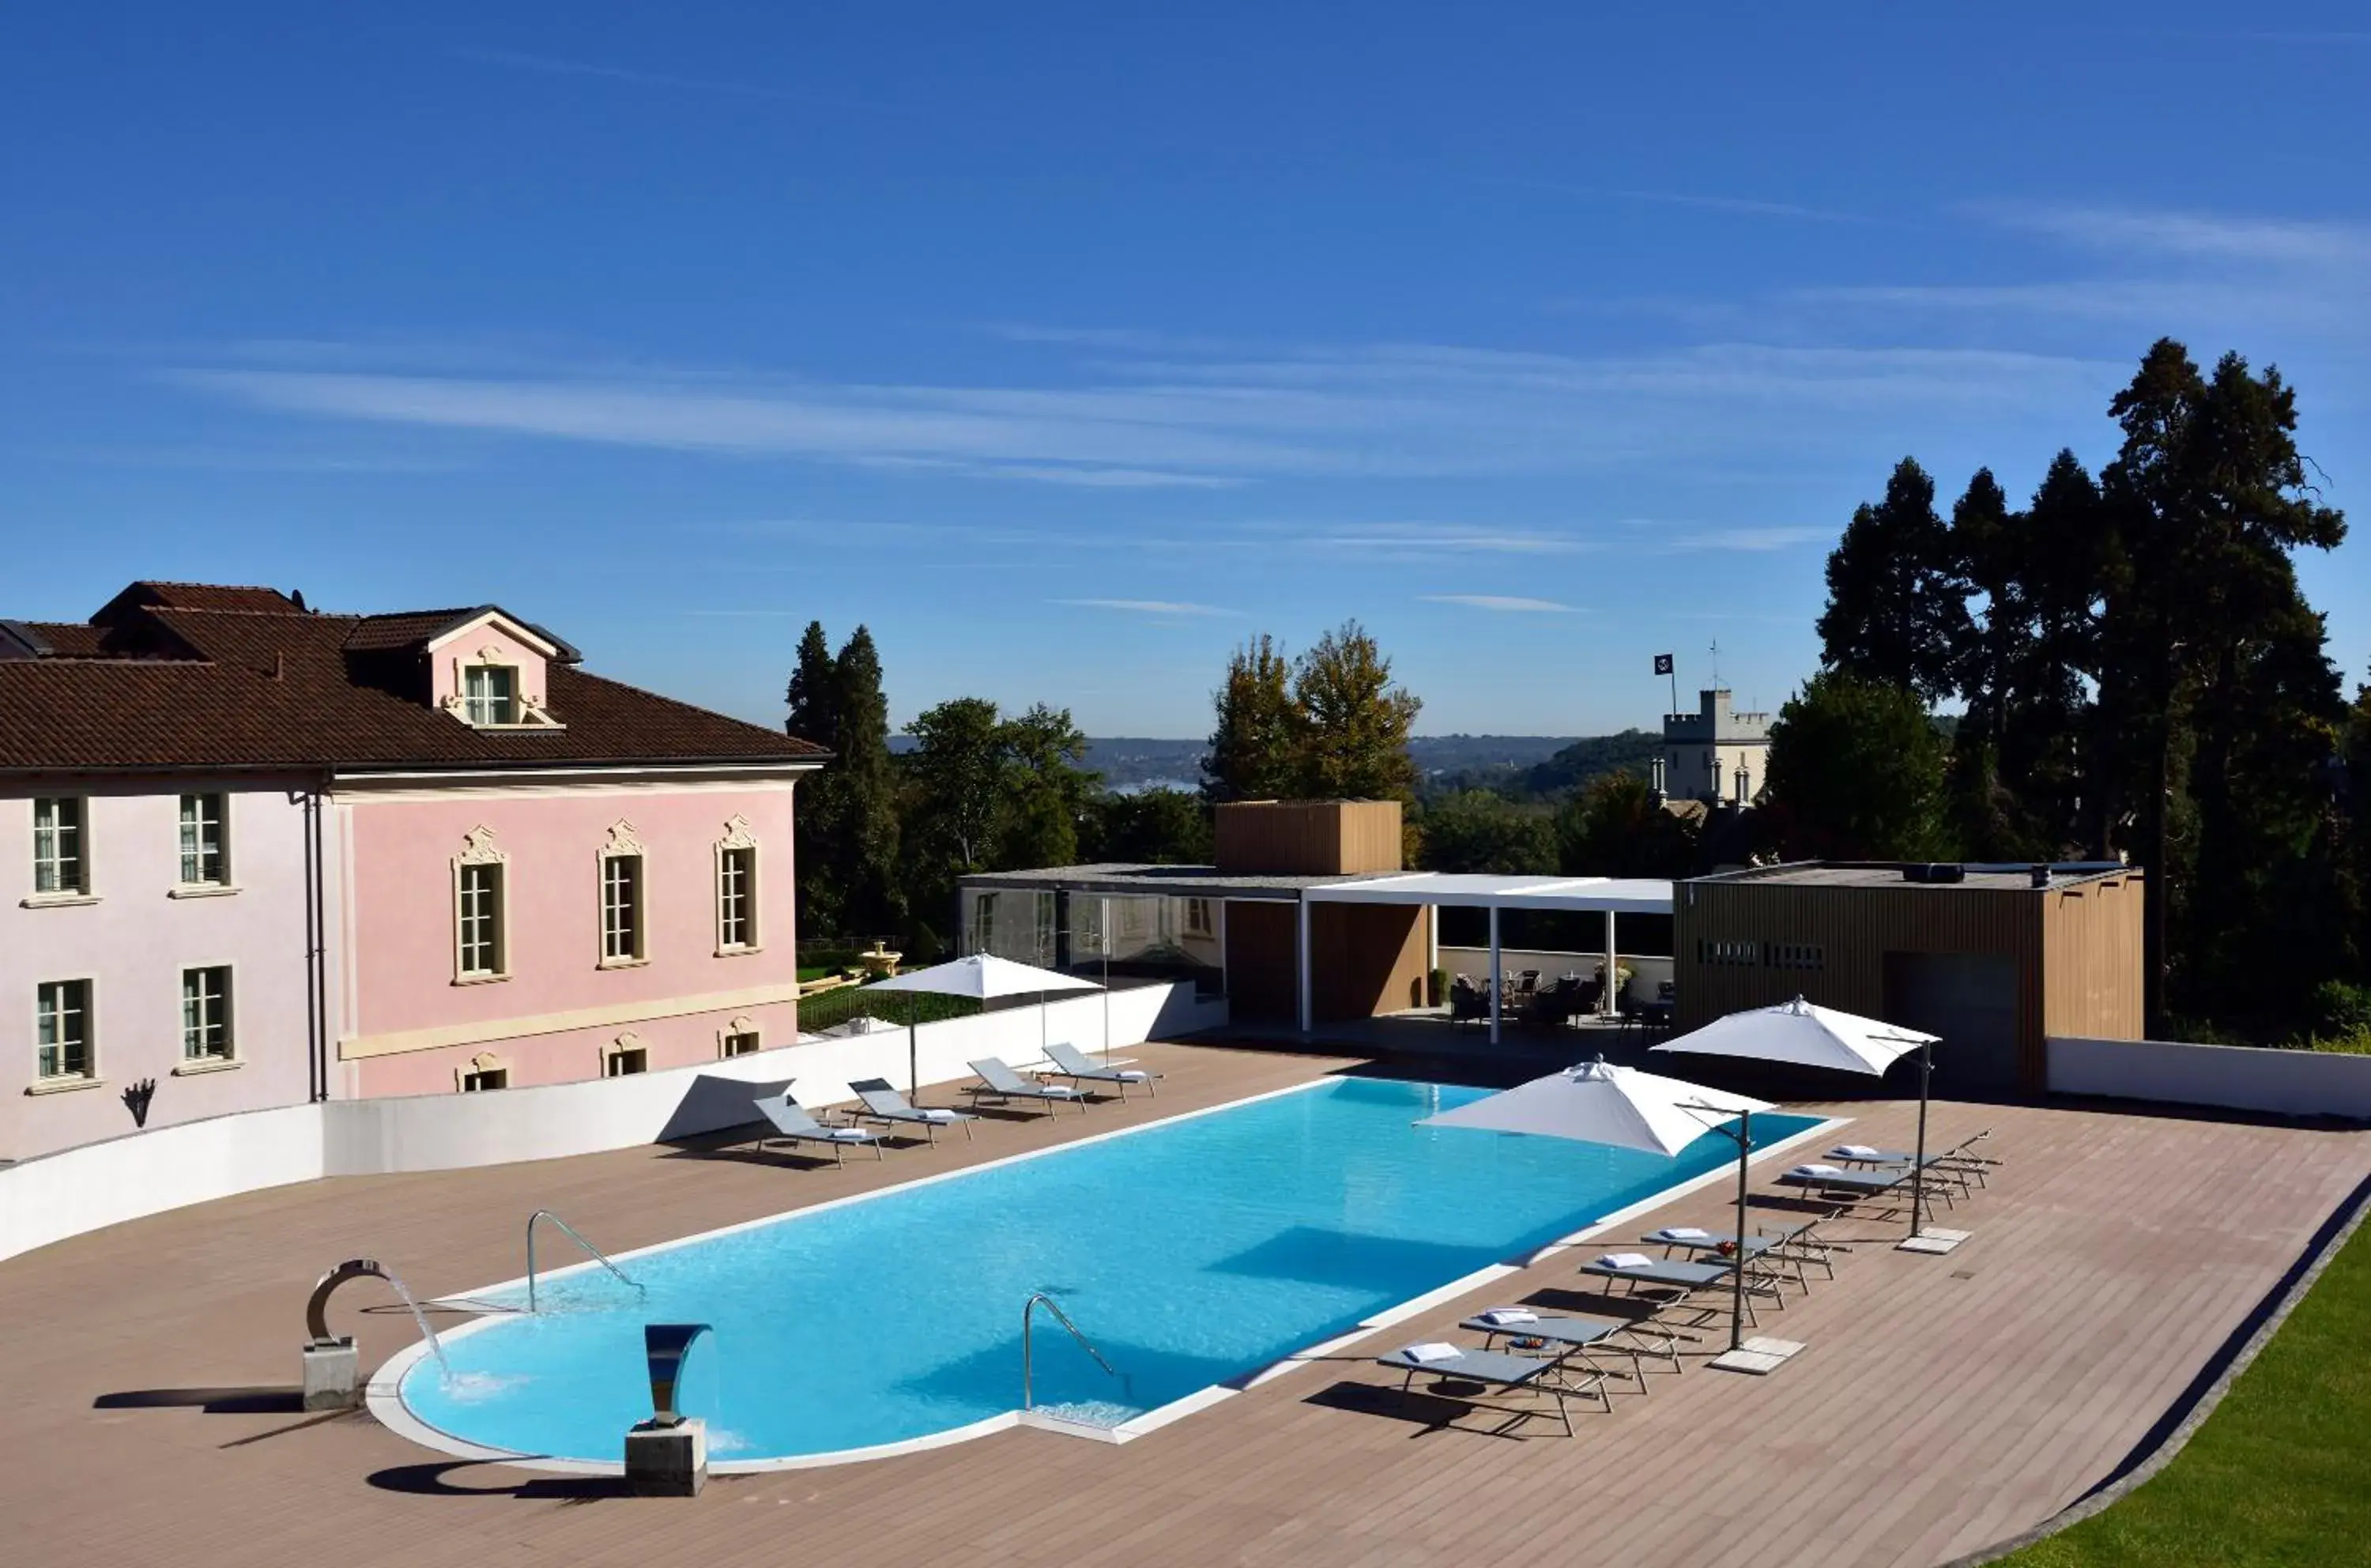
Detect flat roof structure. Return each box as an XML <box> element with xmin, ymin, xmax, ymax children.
<box><xmin>1699</xmin><ymin>861</ymin><xmax>2128</xmax><ymax>893</ymax></box>
<box><xmin>1305</xmin><ymin>872</ymin><xmax>1675</xmax><ymax>913</ymax></box>
<box><xmin>958</xmin><ymin>862</ymin><xmax>1347</xmax><ymax>903</ymax></box>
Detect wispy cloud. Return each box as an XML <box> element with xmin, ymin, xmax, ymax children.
<box><xmin>163</xmin><ymin>335</ymin><xmax>2113</xmax><ymax>488</ymax></box>
<box><xmin>1053</xmin><ymin>598</ymin><xmax>1243</xmax><ymax>617</ymax></box>
<box><xmin>1481</xmin><ymin>174</ymin><xmax>1879</xmax><ymax>227</ymax></box>
<box><xmin>1976</xmin><ymin>202</ymin><xmax>2371</xmax><ymax>267</ymax></box>
<box><xmin>1420</xmin><ymin>594</ymin><xmax>1578</xmax><ymax>612</ymax></box>
<box><xmin>1662</xmin><ymin>526</ymin><xmax>1826</xmax><ymax>553</ymax></box>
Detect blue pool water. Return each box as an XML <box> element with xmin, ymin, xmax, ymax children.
<box><xmin>401</xmin><ymin>1078</ymin><xmax>1818</xmax><ymax>1462</ymax></box>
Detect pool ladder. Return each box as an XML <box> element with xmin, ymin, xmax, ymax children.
<box><xmin>526</xmin><ymin>1209</ymin><xmax>646</xmax><ymax>1313</ymax></box>
<box><xmin>1022</xmin><ymin>1291</ymin><xmax>1117</xmax><ymax>1410</ymax></box>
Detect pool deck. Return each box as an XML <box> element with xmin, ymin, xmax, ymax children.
<box><xmin>4</xmin><ymin>1041</ymin><xmax>2366</xmax><ymax>1568</ymax></box>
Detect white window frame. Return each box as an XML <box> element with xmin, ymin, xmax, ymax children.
<box><xmin>175</xmin><ymin>793</ymin><xmax>232</xmax><ymax>891</ymax></box>
<box><xmin>714</xmin><ymin>814</ymin><xmax>761</xmax><ymax>956</ymax></box>
<box><xmin>29</xmin><ymin>796</ymin><xmax>92</xmax><ymax>903</ymax></box>
<box><xmin>33</xmin><ymin>977</ymin><xmax>97</xmax><ymax>1086</ymax></box>
<box><xmin>451</xmin><ymin>826</ymin><xmax>511</xmax><ymax>983</ymax></box>
<box><xmin>597</xmin><ymin>820</ymin><xmax>648</xmax><ymax>968</ymax></box>
<box><xmin>462</xmin><ymin>661</ymin><xmax>520</xmax><ymax>726</ymax></box>
<box><xmin>179</xmin><ymin>963</ymin><xmax>237</xmax><ymax>1066</ymax></box>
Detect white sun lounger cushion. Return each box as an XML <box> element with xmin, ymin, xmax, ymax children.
<box><xmin>1597</xmin><ymin>1253</ymin><xmax>1655</xmax><ymax>1271</ymax></box>
<box><xmin>1834</xmin><ymin>1144</ymin><xmax>1883</xmax><ymax>1159</ymax></box>
<box><xmin>1478</xmin><ymin>1308</ymin><xmax>1538</xmax><ymax>1326</ymax></box>
<box><xmin>1792</xmin><ymin>1164</ymin><xmax>1847</xmax><ymax>1178</ymax></box>
<box><xmin>1404</xmin><ymin>1342</ymin><xmax>1461</xmax><ymax>1363</ymax></box>
<box><xmin>1661</xmin><ymin>1227</ymin><xmax>1713</xmax><ymax>1242</ymax></box>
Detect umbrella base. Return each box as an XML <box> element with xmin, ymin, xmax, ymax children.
<box><xmin>1709</xmin><ymin>1336</ymin><xmax>1804</xmax><ymax>1375</ymax></box>
<box><xmin>1898</xmin><ymin>1227</ymin><xmax>1972</xmax><ymax>1255</ymax></box>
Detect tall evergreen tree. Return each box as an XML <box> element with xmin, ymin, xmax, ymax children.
<box><xmin>785</xmin><ymin>620</ymin><xmax>844</xmax><ymax>932</ymax></box>
<box><xmin>1202</xmin><ymin>634</ymin><xmax>1301</xmax><ymax>802</ymax></box>
<box><xmin>2098</xmin><ymin>341</ymin><xmax>2346</xmax><ymax>1029</ymax></box>
<box><xmin>830</xmin><ymin>626</ymin><xmax>904</xmax><ymax>941</ymax></box>
<box><xmin>1291</xmin><ymin>620</ymin><xmax>1422</xmax><ymax>801</ymax></box>
<box><xmin>1815</xmin><ymin>457</ymin><xmax>1969</xmax><ymax>702</ymax></box>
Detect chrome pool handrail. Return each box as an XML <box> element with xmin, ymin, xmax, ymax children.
<box><xmin>1022</xmin><ymin>1291</ymin><xmax>1116</xmax><ymax>1410</ymax></box>
<box><xmin>526</xmin><ymin>1208</ymin><xmax>646</xmax><ymax>1313</ymax></box>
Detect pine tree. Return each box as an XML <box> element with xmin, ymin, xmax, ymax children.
<box><xmin>1202</xmin><ymin>634</ymin><xmax>1301</xmax><ymax>802</ymax></box>
<box><xmin>830</xmin><ymin>626</ymin><xmax>904</xmax><ymax>941</ymax></box>
<box><xmin>1815</xmin><ymin>458</ymin><xmax>1968</xmax><ymax>702</ymax></box>
<box><xmin>2098</xmin><ymin>340</ymin><xmax>2346</xmax><ymax>1030</ymax></box>
<box><xmin>786</xmin><ymin>620</ymin><xmax>844</xmax><ymax>933</ymax></box>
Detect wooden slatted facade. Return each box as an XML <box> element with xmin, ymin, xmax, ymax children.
<box><xmin>1214</xmin><ymin>800</ymin><xmax>1403</xmax><ymax>876</ymax></box>
<box><xmin>1674</xmin><ymin>863</ymin><xmax>2144</xmax><ymax>1091</ymax></box>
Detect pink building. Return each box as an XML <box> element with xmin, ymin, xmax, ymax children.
<box><xmin>0</xmin><ymin>582</ymin><xmax>823</xmax><ymax>1162</ymax></box>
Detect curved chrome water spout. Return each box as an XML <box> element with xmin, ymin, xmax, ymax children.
<box><xmin>1022</xmin><ymin>1291</ymin><xmax>1117</xmax><ymax>1410</ymax></box>
<box><xmin>526</xmin><ymin>1209</ymin><xmax>646</xmax><ymax>1313</ymax></box>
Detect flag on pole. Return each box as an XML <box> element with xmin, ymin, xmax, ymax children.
<box><xmin>1653</xmin><ymin>653</ymin><xmax>1674</xmax><ymax>675</ymax></box>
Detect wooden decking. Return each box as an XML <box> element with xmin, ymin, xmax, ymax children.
<box><xmin>2</xmin><ymin>1041</ymin><xmax>2363</xmax><ymax>1568</ymax></box>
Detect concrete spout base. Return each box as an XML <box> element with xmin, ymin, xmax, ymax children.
<box><xmin>625</xmin><ymin>1417</ymin><xmax>707</xmax><ymax>1497</ymax></box>
<box><xmin>301</xmin><ymin>1339</ymin><xmax>361</xmax><ymax>1411</ymax></box>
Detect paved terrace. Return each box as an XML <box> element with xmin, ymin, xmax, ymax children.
<box><xmin>4</xmin><ymin>1042</ymin><xmax>2365</xmax><ymax>1568</ymax></box>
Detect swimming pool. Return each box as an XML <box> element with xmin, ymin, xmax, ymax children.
<box><xmin>394</xmin><ymin>1077</ymin><xmax>1823</xmax><ymax>1465</ymax></box>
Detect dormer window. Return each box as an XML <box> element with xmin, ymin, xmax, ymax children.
<box><xmin>464</xmin><ymin>663</ymin><xmax>519</xmax><ymax>726</ymax></box>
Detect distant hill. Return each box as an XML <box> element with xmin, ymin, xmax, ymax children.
<box><xmin>1518</xmin><ymin>729</ymin><xmax>1663</xmax><ymax>797</ymax></box>
<box><xmin>892</xmin><ymin>733</ymin><xmax>1660</xmax><ymax>800</ymax></box>
<box><xmin>1085</xmin><ymin>734</ymin><xmax>1608</xmax><ymax>797</ymax></box>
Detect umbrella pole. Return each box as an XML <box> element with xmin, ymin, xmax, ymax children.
<box><xmin>1730</xmin><ymin>1110</ymin><xmax>1750</xmax><ymax>1353</ymax></box>
<box><xmin>909</xmin><ymin>994</ymin><xmax>919</xmax><ymax>1102</ymax></box>
<box><xmin>1910</xmin><ymin>1043</ymin><xmax>1932</xmax><ymax>1238</ymax></box>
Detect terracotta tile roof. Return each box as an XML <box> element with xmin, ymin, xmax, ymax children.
<box><xmin>0</xmin><ymin>586</ymin><xmax>824</xmax><ymax>776</ymax></box>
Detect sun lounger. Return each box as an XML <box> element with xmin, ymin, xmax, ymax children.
<box><xmin>1041</xmin><ymin>1041</ymin><xmax>1161</xmax><ymax>1099</ymax></box>
<box><xmin>848</xmin><ymin>1078</ymin><xmax>978</xmax><ymax>1143</ymax></box>
<box><xmin>1458</xmin><ymin>1310</ymin><xmax>1679</xmax><ymax>1389</ymax></box>
<box><xmin>1374</xmin><ymin>1342</ymin><xmax>1607</xmax><ymax>1434</ymax></box>
<box><xmin>1777</xmin><ymin>1163</ymin><xmax>1954</xmax><ymax>1216</ymax></box>
<box><xmin>1826</xmin><ymin>1134</ymin><xmax>1993</xmax><ymax>1189</ymax></box>
<box><xmin>1578</xmin><ymin>1252</ymin><xmax>1784</xmax><ymax>1325</ymax></box>
<box><xmin>1643</xmin><ymin>1225</ymin><xmax>1824</xmax><ymax>1290</ymax></box>
<box><xmin>965</xmin><ymin>1057</ymin><xmax>1092</xmax><ymax>1115</ymax></box>
<box><xmin>750</xmin><ymin>1094</ymin><xmax>887</xmax><ymax>1166</ymax></box>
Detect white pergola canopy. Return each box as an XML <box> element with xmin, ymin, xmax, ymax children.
<box><xmin>1299</xmin><ymin>874</ymin><xmax>1676</xmax><ymax>1040</ymax></box>
<box><xmin>1304</xmin><ymin>873</ymin><xmax>1675</xmax><ymax>914</ymax></box>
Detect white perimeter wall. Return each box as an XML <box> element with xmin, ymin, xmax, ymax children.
<box><xmin>2048</xmin><ymin>1035</ymin><xmax>2371</xmax><ymax>1121</ymax></box>
<box><xmin>0</xmin><ymin>982</ymin><xmax>1223</xmax><ymax>1265</ymax></box>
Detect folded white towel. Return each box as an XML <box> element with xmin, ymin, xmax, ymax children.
<box><xmin>1661</xmin><ymin>1227</ymin><xmax>1713</xmax><ymax>1242</ymax></box>
<box><xmin>1834</xmin><ymin>1144</ymin><xmax>1884</xmax><ymax>1159</ymax></box>
<box><xmin>1478</xmin><ymin>1308</ymin><xmax>1539</xmax><ymax>1327</ymax></box>
<box><xmin>831</xmin><ymin>1129</ymin><xmax>872</xmax><ymax>1142</ymax></box>
<box><xmin>1597</xmin><ymin>1252</ymin><xmax>1655</xmax><ymax>1271</ymax></box>
<box><xmin>1792</xmin><ymin>1163</ymin><xmax>1846</xmax><ymax>1178</ymax></box>
<box><xmin>1404</xmin><ymin>1342</ymin><xmax>1461</xmax><ymax>1363</ymax></box>
<box><xmin>922</xmin><ymin>1109</ymin><xmax>958</xmax><ymax>1121</ymax></box>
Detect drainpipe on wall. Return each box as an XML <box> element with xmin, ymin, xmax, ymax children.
<box><xmin>296</xmin><ymin>783</ymin><xmax>330</xmax><ymax>1102</ymax></box>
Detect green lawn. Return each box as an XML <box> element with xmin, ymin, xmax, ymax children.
<box><xmin>1997</xmin><ymin>1210</ymin><xmax>2371</xmax><ymax>1567</ymax></box>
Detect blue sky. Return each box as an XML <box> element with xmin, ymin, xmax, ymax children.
<box><xmin>3</xmin><ymin>4</ymin><xmax>2367</xmax><ymax>737</ymax></box>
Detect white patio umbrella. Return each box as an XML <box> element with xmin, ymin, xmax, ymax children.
<box><xmin>1654</xmin><ymin>997</ymin><xmax>1943</xmax><ymax>1235</ymax></box>
<box><xmin>1419</xmin><ymin>1057</ymin><xmax>1774</xmax><ymax>1352</ymax></box>
<box><xmin>865</xmin><ymin>954</ymin><xmax>1103</xmax><ymax>1102</ymax></box>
